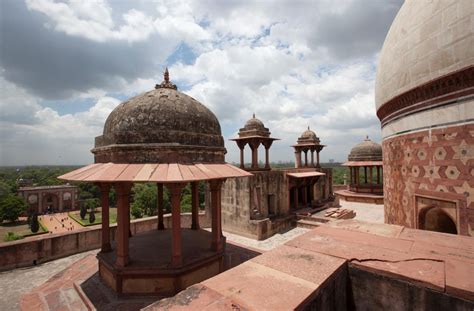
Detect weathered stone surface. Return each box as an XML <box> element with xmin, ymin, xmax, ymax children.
<box><xmin>92</xmin><ymin>86</ymin><xmax>226</xmax><ymax>164</ymax></box>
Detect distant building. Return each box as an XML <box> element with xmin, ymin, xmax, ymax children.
<box><xmin>18</xmin><ymin>184</ymin><xmax>79</xmax><ymax>214</ymax></box>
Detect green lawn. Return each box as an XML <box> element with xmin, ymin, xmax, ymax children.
<box><xmin>69</xmin><ymin>208</ymin><xmax>118</xmax><ymax>227</ymax></box>
<box><xmin>1</xmin><ymin>219</ymin><xmax>47</xmax><ymax>241</ymax></box>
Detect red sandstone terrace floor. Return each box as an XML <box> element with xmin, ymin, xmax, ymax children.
<box><xmin>18</xmin><ymin>220</ymin><xmax>474</xmax><ymax>310</ymax></box>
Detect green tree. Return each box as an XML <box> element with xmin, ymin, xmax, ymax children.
<box><xmin>131</xmin><ymin>204</ymin><xmax>143</xmax><ymax>219</ymax></box>
<box><xmin>0</xmin><ymin>181</ymin><xmax>12</xmax><ymax>197</ymax></box>
<box><xmin>0</xmin><ymin>195</ymin><xmax>27</xmax><ymax>223</ymax></box>
<box><xmin>30</xmin><ymin>213</ymin><xmax>39</xmax><ymax>233</ymax></box>
<box><xmin>131</xmin><ymin>184</ymin><xmax>157</xmax><ymax>216</ymax></box>
<box><xmin>89</xmin><ymin>209</ymin><xmax>96</xmax><ymax>224</ymax></box>
<box><xmin>80</xmin><ymin>204</ymin><xmax>87</xmax><ymax>220</ymax></box>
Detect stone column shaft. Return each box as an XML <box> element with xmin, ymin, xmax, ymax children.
<box><xmin>265</xmin><ymin>147</ymin><xmax>270</xmax><ymax>169</ymax></box>
<box><xmin>240</xmin><ymin>147</ymin><xmax>245</xmax><ymax>169</ymax></box>
<box><xmin>210</xmin><ymin>179</ymin><xmax>224</xmax><ymax>252</ymax></box>
<box><xmin>169</xmin><ymin>183</ymin><xmax>184</xmax><ymax>267</ymax></box>
<box><xmin>99</xmin><ymin>183</ymin><xmax>111</xmax><ymax>253</ymax></box>
<box><xmin>316</xmin><ymin>151</ymin><xmax>321</xmax><ymax>167</ymax></box>
<box><xmin>116</xmin><ymin>183</ymin><xmax>131</xmax><ymax>267</ymax></box>
<box><xmin>294</xmin><ymin>187</ymin><xmax>299</xmax><ymax>209</ymax></box>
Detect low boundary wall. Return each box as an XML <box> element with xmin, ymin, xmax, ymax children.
<box><xmin>0</xmin><ymin>212</ymin><xmax>208</xmax><ymax>272</ymax></box>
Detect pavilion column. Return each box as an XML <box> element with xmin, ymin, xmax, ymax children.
<box><xmin>316</xmin><ymin>150</ymin><xmax>321</xmax><ymax>167</ymax></box>
<box><xmin>263</xmin><ymin>140</ymin><xmax>273</xmax><ymax>170</ymax></box>
<box><xmin>369</xmin><ymin>166</ymin><xmax>373</xmax><ymax>187</ymax></box>
<box><xmin>237</xmin><ymin>141</ymin><xmax>246</xmax><ymax>169</ymax></box>
<box><xmin>116</xmin><ymin>182</ymin><xmax>131</xmax><ymax>268</ymax></box>
<box><xmin>99</xmin><ymin>183</ymin><xmax>111</xmax><ymax>253</ymax></box>
<box><xmin>311</xmin><ymin>150</ymin><xmax>315</xmax><ymax>167</ymax></box>
<box><xmin>349</xmin><ymin>167</ymin><xmax>353</xmax><ymax>185</ymax></box>
<box><xmin>191</xmin><ymin>182</ymin><xmax>200</xmax><ymax>230</ymax></box>
<box><xmin>302</xmin><ymin>186</ymin><xmax>307</xmax><ymax>206</ymax></box>
<box><xmin>364</xmin><ymin>166</ymin><xmax>368</xmax><ymax>184</ymax></box>
<box><xmin>376</xmin><ymin>166</ymin><xmax>381</xmax><ymax>184</ymax></box>
<box><xmin>304</xmin><ymin>150</ymin><xmax>308</xmax><ymax>167</ymax></box>
<box><xmin>250</xmin><ymin>141</ymin><xmax>259</xmax><ymax>169</ymax></box>
<box><xmin>169</xmin><ymin>183</ymin><xmax>185</xmax><ymax>267</ymax></box>
<box><xmin>265</xmin><ymin>146</ymin><xmax>270</xmax><ymax>169</ymax></box>
<box><xmin>293</xmin><ymin>187</ymin><xmax>299</xmax><ymax>209</ymax></box>
<box><xmin>295</xmin><ymin>150</ymin><xmax>302</xmax><ymax>168</ymax></box>
<box><xmin>210</xmin><ymin>179</ymin><xmax>224</xmax><ymax>252</ymax></box>
<box><xmin>355</xmin><ymin>168</ymin><xmax>359</xmax><ymax>186</ymax></box>
<box><xmin>157</xmin><ymin>184</ymin><xmax>164</xmax><ymax>230</ymax></box>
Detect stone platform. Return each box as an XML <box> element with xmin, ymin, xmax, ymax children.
<box><xmin>98</xmin><ymin>229</ymin><xmax>226</xmax><ymax>296</ymax></box>
<box><xmin>147</xmin><ymin>220</ymin><xmax>474</xmax><ymax>310</ymax></box>
<box><xmin>19</xmin><ymin>221</ymin><xmax>474</xmax><ymax>310</ymax></box>
<box><xmin>335</xmin><ymin>189</ymin><xmax>384</xmax><ymax>204</ymax></box>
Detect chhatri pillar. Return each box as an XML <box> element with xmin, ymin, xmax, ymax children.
<box><xmin>169</xmin><ymin>183</ymin><xmax>184</xmax><ymax>267</ymax></box>
<box><xmin>116</xmin><ymin>182</ymin><xmax>131</xmax><ymax>268</ymax></box>
<box><xmin>98</xmin><ymin>183</ymin><xmax>111</xmax><ymax>253</ymax></box>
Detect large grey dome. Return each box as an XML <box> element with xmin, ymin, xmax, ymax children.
<box><xmin>92</xmin><ymin>71</ymin><xmax>226</xmax><ymax>164</ymax></box>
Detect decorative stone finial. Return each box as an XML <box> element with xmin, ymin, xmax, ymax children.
<box><xmin>308</xmin><ymin>126</ymin><xmax>310</xmax><ymax>130</ymax></box>
<box><xmin>155</xmin><ymin>67</ymin><xmax>177</xmax><ymax>90</ymax></box>
<box><xmin>366</xmin><ymin>135</ymin><xmax>369</xmax><ymax>140</ymax></box>
<box><xmin>253</xmin><ymin>113</ymin><xmax>255</xmax><ymax>118</ymax></box>
<box><xmin>164</xmin><ymin>67</ymin><xmax>170</xmax><ymax>82</ymax></box>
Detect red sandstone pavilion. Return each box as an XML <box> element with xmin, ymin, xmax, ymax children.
<box><xmin>58</xmin><ymin>69</ymin><xmax>251</xmax><ymax>296</ymax></box>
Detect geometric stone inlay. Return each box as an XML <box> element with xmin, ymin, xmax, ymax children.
<box><xmin>446</xmin><ymin>166</ymin><xmax>461</xmax><ymax>180</ymax></box>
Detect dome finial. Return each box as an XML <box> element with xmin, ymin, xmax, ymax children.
<box><xmin>155</xmin><ymin>67</ymin><xmax>177</xmax><ymax>90</ymax></box>
<box><xmin>164</xmin><ymin>67</ymin><xmax>170</xmax><ymax>82</ymax></box>
<box><xmin>308</xmin><ymin>126</ymin><xmax>310</xmax><ymax>130</ymax></box>
<box><xmin>366</xmin><ymin>135</ymin><xmax>369</xmax><ymax>140</ymax></box>
<box><xmin>253</xmin><ymin>113</ymin><xmax>255</xmax><ymax>119</ymax></box>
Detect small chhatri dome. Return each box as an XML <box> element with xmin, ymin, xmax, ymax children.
<box><xmin>244</xmin><ymin>113</ymin><xmax>266</xmax><ymax>131</ymax></box>
<box><xmin>348</xmin><ymin>136</ymin><xmax>382</xmax><ymax>161</ymax></box>
<box><xmin>239</xmin><ymin>113</ymin><xmax>271</xmax><ymax>138</ymax></box>
<box><xmin>299</xmin><ymin>126</ymin><xmax>318</xmax><ymax>142</ymax></box>
<box><xmin>93</xmin><ymin>69</ymin><xmax>226</xmax><ymax>164</ymax></box>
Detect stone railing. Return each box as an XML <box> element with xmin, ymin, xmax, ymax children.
<box><xmin>0</xmin><ymin>212</ymin><xmax>208</xmax><ymax>272</ymax></box>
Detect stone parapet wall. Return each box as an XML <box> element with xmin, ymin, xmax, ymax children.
<box><xmin>0</xmin><ymin>212</ymin><xmax>208</xmax><ymax>272</ymax></box>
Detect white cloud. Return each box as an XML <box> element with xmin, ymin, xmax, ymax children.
<box><xmin>0</xmin><ymin>77</ymin><xmax>120</xmax><ymax>165</ymax></box>
<box><xmin>0</xmin><ymin>0</ymin><xmax>402</xmax><ymax>165</ymax></box>
<box><xmin>26</xmin><ymin>0</ymin><xmax>154</xmax><ymax>43</ymax></box>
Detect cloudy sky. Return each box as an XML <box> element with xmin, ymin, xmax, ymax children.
<box><xmin>0</xmin><ymin>0</ymin><xmax>403</xmax><ymax>166</ymax></box>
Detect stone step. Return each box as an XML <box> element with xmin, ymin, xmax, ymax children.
<box><xmin>296</xmin><ymin>219</ymin><xmax>321</xmax><ymax>229</ymax></box>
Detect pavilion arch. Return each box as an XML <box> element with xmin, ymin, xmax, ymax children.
<box><xmin>418</xmin><ymin>206</ymin><xmax>458</xmax><ymax>235</ymax></box>
<box><xmin>42</xmin><ymin>192</ymin><xmax>59</xmax><ymax>213</ymax></box>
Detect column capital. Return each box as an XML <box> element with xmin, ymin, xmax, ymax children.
<box><xmin>209</xmin><ymin>179</ymin><xmax>225</xmax><ymax>191</ymax></box>
<box><xmin>167</xmin><ymin>182</ymin><xmax>185</xmax><ymax>195</ymax></box>
<box><xmin>115</xmin><ymin>182</ymin><xmax>132</xmax><ymax>195</ymax></box>
<box><xmin>96</xmin><ymin>182</ymin><xmax>111</xmax><ymax>194</ymax></box>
